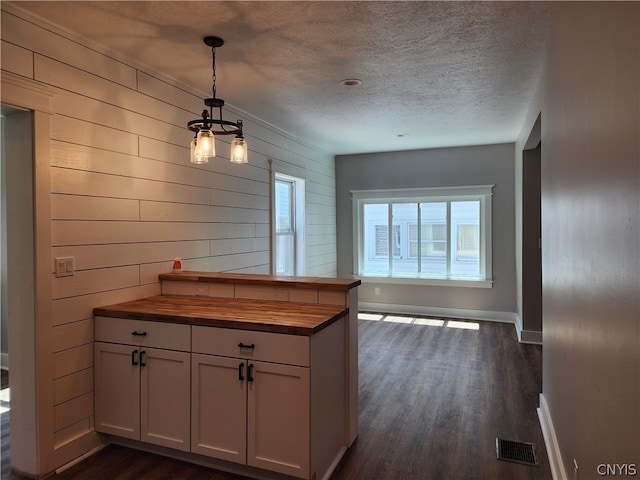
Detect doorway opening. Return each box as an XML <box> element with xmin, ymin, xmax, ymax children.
<box><xmin>1</xmin><ymin>104</ymin><xmax>37</xmax><ymax>476</ymax></box>
<box><xmin>521</xmin><ymin>113</ymin><xmax>542</xmax><ymax>339</ymax></box>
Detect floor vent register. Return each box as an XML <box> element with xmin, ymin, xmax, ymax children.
<box><xmin>496</xmin><ymin>438</ymin><xmax>539</xmax><ymax>467</ymax></box>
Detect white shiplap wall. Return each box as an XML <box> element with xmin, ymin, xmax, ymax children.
<box><xmin>1</xmin><ymin>6</ymin><xmax>336</xmax><ymax>471</ymax></box>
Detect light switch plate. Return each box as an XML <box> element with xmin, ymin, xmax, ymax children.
<box><xmin>55</xmin><ymin>256</ymin><xmax>74</xmax><ymax>277</ymax></box>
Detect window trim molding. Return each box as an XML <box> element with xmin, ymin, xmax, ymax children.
<box><xmin>271</xmin><ymin>166</ymin><xmax>306</xmax><ymax>276</ymax></box>
<box><xmin>351</xmin><ymin>185</ymin><xmax>493</xmax><ymax>287</ymax></box>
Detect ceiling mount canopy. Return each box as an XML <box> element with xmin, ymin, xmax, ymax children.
<box><xmin>188</xmin><ymin>36</ymin><xmax>248</xmax><ymax>165</ymax></box>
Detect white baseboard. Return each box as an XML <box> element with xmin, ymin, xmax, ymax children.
<box><xmin>520</xmin><ymin>329</ymin><xmax>543</xmax><ymax>345</ymax></box>
<box><xmin>538</xmin><ymin>393</ymin><xmax>567</xmax><ymax>480</ymax></box>
<box><xmin>359</xmin><ymin>302</ymin><xmax>543</xmax><ymax>344</ymax></box>
<box><xmin>1</xmin><ymin>352</ymin><xmax>8</xmax><ymax>370</ymax></box>
<box><xmin>513</xmin><ymin>313</ymin><xmax>543</xmax><ymax>345</ymax></box>
<box><xmin>358</xmin><ymin>301</ymin><xmax>518</xmax><ymax>324</ymax></box>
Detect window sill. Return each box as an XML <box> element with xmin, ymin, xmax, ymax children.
<box><xmin>354</xmin><ymin>275</ymin><xmax>493</xmax><ymax>288</ymax></box>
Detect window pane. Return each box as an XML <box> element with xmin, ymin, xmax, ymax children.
<box><xmin>420</xmin><ymin>202</ymin><xmax>447</xmax><ymax>275</ymax></box>
<box><xmin>450</xmin><ymin>201</ymin><xmax>480</xmax><ymax>276</ymax></box>
<box><xmin>363</xmin><ymin>203</ymin><xmax>389</xmax><ymax>273</ymax></box>
<box><xmin>392</xmin><ymin>203</ymin><xmax>417</xmax><ymax>273</ymax></box>
<box><xmin>275</xmin><ymin>233</ymin><xmax>294</xmax><ymax>275</ymax></box>
<box><xmin>275</xmin><ymin>180</ymin><xmax>293</xmax><ymax>232</ymax></box>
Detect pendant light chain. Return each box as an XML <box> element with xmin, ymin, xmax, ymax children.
<box><xmin>211</xmin><ymin>45</ymin><xmax>217</xmax><ymax>100</ymax></box>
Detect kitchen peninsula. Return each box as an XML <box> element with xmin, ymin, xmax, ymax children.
<box><xmin>93</xmin><ymin>272</ymin><xmax>360</xmax><ymax>480</ymax></box>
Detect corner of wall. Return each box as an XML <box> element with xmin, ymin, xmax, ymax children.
<box><xmin>538</xmin><ymin>393</ymin><xmax>568</xmax><ymax>480</ymax></box>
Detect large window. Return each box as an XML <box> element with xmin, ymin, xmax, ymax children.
<box><xmin>352</xmin><ymin>186</ymin><xmax>493</xmax><ymax>287</ymax></box>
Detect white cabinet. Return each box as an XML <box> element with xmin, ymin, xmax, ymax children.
<box><xmin>248</xmin><ymin>361</ymin><xmax>310</xmax><ymax>476</ymax></box>
<box><xmin>94</xmin><ymin>313</ymin><xmax>347</xmax><ymax>480</ymax></box>
<box><xmin>191</xmin><ymin>327</ymin><xmax>311</xmax><ymax>478</ymax></box>
<box><xmin>94</xmin><ymin>317</ymin><xmax>191</xmax><ymax>452</ymax></box>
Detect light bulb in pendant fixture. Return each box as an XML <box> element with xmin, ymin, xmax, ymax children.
<box><xmin>230</xmin><ymin>133</ymin><xmax>248</xmax><ymax>164</ymax></box>
<box><xmin>189</xmin><ymin>136</ymin><xmax>207</xmax><ymax>164</ymax></box>
<box><xmin>195</xmin><ymin>128</ymin><xmax>215</xmax><ymax>162</ymax></box>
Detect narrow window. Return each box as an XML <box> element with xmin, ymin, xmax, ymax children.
<box><xmin>273</xmin><ymin>173</ymin><xmax>305</xmax><ymax>276</ymax></box>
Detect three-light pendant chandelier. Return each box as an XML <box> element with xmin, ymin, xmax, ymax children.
<box><xmin>187</xmin><ymin>36</ymin><xmax>248</xmax><ymax>164</ymax></box>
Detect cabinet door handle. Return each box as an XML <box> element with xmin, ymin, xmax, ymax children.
<box><xmin>238</xmin><ymin>362</ymin><xmax>245</xmax><ymax>381</ymax></box>
<box><xmin>139</xmin><ymin>350</ymin><xmax>146</xmax><ymax>367</ymax></box>
<box><xmin>247</xmin><ymin>363</ymin><xmax>254</xmax><ymax>383</ymax></box>
<box><xmin>131</xmin><ymin>331</ymin><xmax>147</xmax><ymax>337</ymax></box>
<box><xmin>131</xmin><ymin>349</ymin><xmax>138</xmax><ymax>366</ymax></box>
<box><xmin>238</xmin><ymin>342</ymin><xmax>255</xmax><ymax>350</ymax></box>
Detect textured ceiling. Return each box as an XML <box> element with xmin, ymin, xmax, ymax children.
<box><xmin>7</xmin><ymin>1</ymin><xmax>552</xmax><ymax>155</ymax></box>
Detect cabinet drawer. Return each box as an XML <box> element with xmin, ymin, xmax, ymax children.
<box><xmin>192</xmin><ymin>326</ymin><xmax>309</xmax><ymax>367</ymax></box>
<box><xmin>95</xmin><ymin>316</ymin><xmax>190</xmax><ymax>351</ymax></box>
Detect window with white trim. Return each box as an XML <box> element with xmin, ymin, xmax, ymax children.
<box><xmin>352</xmin><ymin>186</ymin><xmax>493</xmax><ymax>287</ymax></box>
<box><xmin>273</xmin><ymin>172</ymin><xmax>305</xmax><ymax>276</ymax></box>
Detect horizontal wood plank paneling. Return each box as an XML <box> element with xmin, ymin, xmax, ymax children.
<box><xmin>52</xmin><ymin>221</ymin><xmax>218</xmax><ymax>246</ymax></box>
<box><xmin>54</xmin><ymin>392</ymin><xmax>93</xmax><ymax>431</ymax></box>
<box><xmin>209</xmin><ymin>237</ymin><xmax>269</xmax><ymax>255</ymax></box>
<box><xmin>139</xmin><ymin>262</ymin><xmax>174</xmax><ymax>286</ymax></box>
<box><xmin>54</xmin><ymin>344</ymin><xmax>93</xmax><ymax>380</ymax></box>
<box><xmin>50</xmin><ymin>89</ymin><xmax>186</xmax><ymax>147</ymax></box>
<box><xmin>207</xmin><ymin>251</ymin><xmax>271</xmax><ymax>274</ymax></box>
<box><xmin>1</xmin><ymin>39</ymin><xmax>33</xmax><ymax>77</ymax></box>
<box><xmin>52</xmin><ymin>266</ymin><xmax>140</xmax><ymax>300</ymax></box>
<box><xmin>51</xmin><ymin>116</ymin><xmax>139</xmax><ymax>156</ymax></box>
<box><xmin>53</xmin><ymin>418</ymin><xmax>93</xmax><ymax>449</ymax></box>
<box><xmin>52</xmin><ymin>285</ymin><xmax>161</xmax><ymax>327</ymax></box>
<box><xmin>139</xmin><ymin>201</ymin><xmax>268</xmax><ymax>224</ymax></box>
<box><xmin>3</xmin><ymin>2</ymin><xmax>336</xmax><ymax>471</ymax></box>
<box><xmin>1</xmin><ymin>11</ymin><xmax>137</xmax><ymax>88</ymax></box>
<box><xmin>52</xmin><ymin>194</ymin><xmax>140</xmax><ymax>221</ymax></box>
<box><xmin>53</xmin><ymin>319</ymin><xmax>94</xmax><ymax>353</ymax></box>
<box><xmin>54</xmin><ymin>368</ymin><xmax>94</xmax><ymax>406</ymax></box>
<box><xmin>137</xmin><ymin>71</ymin><xmax>201</xmax><ymax>113</ymax></box>
<box><xmin>52</xmin><ymin>241</ymin><xmax>210</xmax><ymax>271</ymax></box>
<box><xmin>50</xmin><ymin>141</ymin><xmax>212</xmax><ymax>188</ymax></box>
<box><xmin>50</xmin><ymin>168</ymin><xmax>210</xmax><ymax>204</ymax></box>
<box><xmin>35</xmin><ymin>55</ymin><xmax>194</xmax><ymax>129</ymax></box>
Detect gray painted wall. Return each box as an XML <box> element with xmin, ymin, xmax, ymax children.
<box><xmin>517</xmin><ymin>3</ymin><xmax>639</xmax><ymax>477</ymax></box>
<box><xmin>336</xmin><ymin>143</ymin><xmax>517</xmax><ymax>318</ymax></box>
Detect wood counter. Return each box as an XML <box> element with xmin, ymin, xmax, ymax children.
<box><xmin>159</xmin><ymin>271</ymin><xmax>361</xmax><ymax>291</ymax></box>
<box><xmin>93</xmin><ymin>295</ymin><xmax>347</xmax><ymax>335</ymax></box>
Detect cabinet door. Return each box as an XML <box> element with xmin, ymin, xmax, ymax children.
<box><xmin>140</xmin><ymin>347</ymin><xmax>191</xmax><ymax>452</ymax></box>
<box><xmin>247</xmin><ymin>361</ymin><xmax>310</xmax><ymax>478</ymax></box>
<box><xmin>191</xmin><ymin>353</ymin><xmax>247</xmax><ymax>463</ymax></box>
<box><xmin>94</xmin><ymin>342</ymin><xmax>140</xmax><ymax>440</ymax></box>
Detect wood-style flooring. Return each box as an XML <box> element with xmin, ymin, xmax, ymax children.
<box><xmin>1</xmin><ymin>315</ymin><xmax>550</xmax><ymax>480</ymax></box>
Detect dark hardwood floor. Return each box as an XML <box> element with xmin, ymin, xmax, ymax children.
<box><xmin>2</xmin><ymin>315</ymin><xmax>550</xmax><ymax>480</ymax></box>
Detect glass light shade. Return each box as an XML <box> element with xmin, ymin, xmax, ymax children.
<box><xmin>189</xmin><ymin>137</ymin><xmax>208</xmax><ymax>164</ymax></box>
<box><xmin>195</xmin><ymin>129</ymin><xmax>215</xmax><ymax>161</ymax></box>
<box><xmin>230</xmin><ymin>136</ymin><xmax>248</xmax><ymax>164</ymax></box>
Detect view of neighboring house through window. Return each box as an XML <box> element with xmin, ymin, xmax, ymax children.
<box><xmin>353</xmin><ymin>186</ymin><xmax>493</xmax><ymax>286</ymax></box>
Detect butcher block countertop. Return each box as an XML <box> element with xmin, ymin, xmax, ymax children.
<box><xmin>93</xmin><ymin>295</ymin><xmax>348</xmax><ymax>335</ymax></box>
<box><xmin>159</xmin><ymin>271</ymin><xmax>361</xmax><ymax>291</ymax></box>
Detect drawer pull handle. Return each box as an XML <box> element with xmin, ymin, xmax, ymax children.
<box><xmin>131</xmin><ymin>331</ymin><xmax>147</xmax><ymax>337</ymax></box>
<box><xmin>238</xmin><ymin>362</ymin><xmax>245</xmax><ymax>381</ymax></box>
<box><xmin>238</xmin><ymin>342</ymin><xmax>255</xmax><ymax>350</ymax></box>
<box><xmin>131</xmin><ymin>349</ymin><xmax>138</xmax><ymax>366</ymax></box>
<box><xmin>247</xmin><ymin>363</ymin><xmax>254</xmax><ymax>383</ymax></box>
<box><xmin>140</xmin><ymin>350</ymin><xmax>146</xmax><ymax>367</ymax></box>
